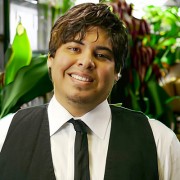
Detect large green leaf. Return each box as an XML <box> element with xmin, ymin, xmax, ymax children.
<box><xmin>144</xmin><ymin>66</ymin><xmax>152</xmax><ymax>82</ymax></box>
<box><xmin>157</xmin><ymin>37</ymin><xmax>176</xmax><ymax>49</ymax></box>
<box><xmin>61</xmin><ymin>0</ymin><xmax>74</xmax><ymax>14</ymax></box>
<box><xmin>129</xmin><ymin>89</ymin><xmax>141</xmax><ymax>111</ymax></box>
<box><xmin>0</xmin><ymin>55</ymin><xmax>53</xmax><ymax>118</ymax></box>
<box><xmin>132</xmin><ymin>69</ymin><xmax>140</xmax><ymax>95</ymax></box>
<box><xmin>146</xmin><ymin>79</ymin><xmax>170</xmax><ymax>117</ymax></box>
<box><xmin>4</xmin><ymin>45</ymin><xmax>13</xmax><ymax>66</ymax></box>
<box><xmin>5</xmin><ymin>22</ymin><xmax>32</xmax><ymax>85</ymax></box>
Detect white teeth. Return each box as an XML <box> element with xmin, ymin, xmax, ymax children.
<box><xmin>71</xmin><ymin>74</ymin><xmax>90</xmax><ymax>82</ymax></box>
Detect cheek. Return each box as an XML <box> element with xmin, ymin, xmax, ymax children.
<box><xmin>99</xmin><ymin>67</ymin><xmax>115</xmax><ymax>86</ymax></box>
<box><xmin>52</xmin><ymin>56</ymin><xmax>73</xmax><ymax>75</ymax></box>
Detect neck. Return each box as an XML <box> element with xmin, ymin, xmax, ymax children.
<box><xmin>55</xmin><ymin>96</ymin><xmax>99</xmax><ymax>117</ymax></box>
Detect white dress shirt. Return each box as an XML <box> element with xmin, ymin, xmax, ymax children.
<box><xmin>0</xmin><ymin>96</ymin><xmax>180</xmax><ymax>180</ymax></box>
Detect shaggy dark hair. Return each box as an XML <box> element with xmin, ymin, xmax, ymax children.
<box><xmin>49</xmin><ymin>3</ymin><xmax>128</xmax><ymax>73</ymax></box>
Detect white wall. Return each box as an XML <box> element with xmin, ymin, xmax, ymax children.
<box><xmin>10</xmin><ymin>3</ymin><xmax>38</xmax><ymax>50</ymax></box>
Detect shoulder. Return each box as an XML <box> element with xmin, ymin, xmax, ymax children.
<box><xmin>9</xmin><ymin>105</ymin><xmax>49</xmax><ymax>131</ymax></box>
<box><xmin>14</xmin><ymin>104</ymin><xmax>48</xmax><ymax>118</ymax></box>
<box><xmin>148</xmin><ymin>118</ymin><xmax>180</xmax><ymax>179</ymax></box>
<box><xmin>11</xmin><ymin>104</ymin><xmax>48</xmax><ymax>124</ymax></box>
<box><xmin>0</xmin><ymin>113</ymin><xmax>15</xmax><ymax>152</ymax></box>
<box><xmin>110</xmin><ymin>104</ymin><xmax>146</xmax><ymax>115</ymax></box>
<box><xmin>0</xmin><ymin>113</ymin><xmax>15</xmax><ymax>135</ymax></box>
<box><xmin>148</xmin><ymin>118</ymin><xmax>180</xmax><ymax>152</ymax></box>
<box><xmin>148</xmin><ymin>118</ymin><xmax>175</xmax><ymax>144</ymax></box>
<box><xmin>2</xmin><ymin>105</ymin><xmax>49</xmax><ymax>147</ymax></box>
<box><xmin>110</xmin><ymin>105</ymin><xmax>148</xmax><ymax>122</ymax></box>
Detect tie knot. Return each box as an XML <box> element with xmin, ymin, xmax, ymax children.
<box><xmin>68</xmin><ymin>118</ymin><xmax>87</xmax><ymax>133</ymax></box>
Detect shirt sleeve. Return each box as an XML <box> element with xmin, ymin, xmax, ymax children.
<box><xmin>0</xmin><ymin>113</ymin><xmax>15</xmax><ymax>152</ymax></box>
<box><xmin>148</xmin><ymin>118</ymin><xmax>180</xmax><ymax>180</ymax></box>
<box><xmin>169</xmin><ymin>134</ymin><xmax>180</xmax><ymax>180</ymax></box>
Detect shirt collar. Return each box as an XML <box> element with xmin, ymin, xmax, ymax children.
<box><xmin>48</xmin><ymin>95</ymin><xmax>111</xmax><ymax>139</ymax></box>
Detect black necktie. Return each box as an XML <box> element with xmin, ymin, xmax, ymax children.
<box><xmin>68</xmin><ymin>118</ymin><xmax>90</xmax><ymax>180</ymax></box>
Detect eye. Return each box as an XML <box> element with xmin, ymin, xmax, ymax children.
<box><xmin>96</xmin><ymin>53</ymin><xmax>104</xmax><ymax>58</ymax></box>
<box><xmin>95</xmin><ymin>53</ymin><xmax>112</xmax><ymax>61</ymax></box>
<box><xmin>68</xmin><ymin>47</ymin><xmax>80</xmax><ymax>52</ymax></box>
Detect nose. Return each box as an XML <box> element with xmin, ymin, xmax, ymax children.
<box><xmin>77</xmin><ymin>53</ymin><xmax>95</xmax><ymax>70</ymax></box>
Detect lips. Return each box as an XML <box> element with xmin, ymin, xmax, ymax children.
<box><xmin>70</xmin><ymin>74</ymin><xmax>93</xmax><ymax>82</ymax></box>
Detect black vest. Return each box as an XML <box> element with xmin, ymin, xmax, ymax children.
<box><xmin>0</xmin><ymin>105</ymin><xmax>159</xmax><ymax>180</ymax></box>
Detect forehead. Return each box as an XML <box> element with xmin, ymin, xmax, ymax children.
<box><xmin>74</xmin><ymin>26</ymin><xmax>112</xmax><ymax>46</ymax></box>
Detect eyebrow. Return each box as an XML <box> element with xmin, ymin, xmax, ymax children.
<box><xmin>95</xmin><ymin>46</ymin><xmax>113</xmax><ymax>55</ymax></box>
<box><xmin>71</xmin><ymin>40</ymin><xmax>84</xmax><ymax>45</ymax></box>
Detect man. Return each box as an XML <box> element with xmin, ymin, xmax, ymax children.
<box><xmin>0</xmin><ymin>3</ymin><xmax>180</xmax><ymax>180</ymax></box>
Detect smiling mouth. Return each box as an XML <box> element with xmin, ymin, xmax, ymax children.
<box><xmin>70</xmin><ymin>74</ymin><xmax>93</xmax><ymax>82</ymax></box>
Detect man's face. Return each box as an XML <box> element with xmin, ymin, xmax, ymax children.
<box><xmin>48</xmin><ymin>27</ymin><xmax>118</xmax><ymax>116</ymax></box>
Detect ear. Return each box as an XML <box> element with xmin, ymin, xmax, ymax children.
<box><xmin>114</xmin><ymin>72</ymin><xmax>121</xmax><ymax>82</ymax></box>
<box><xmin>47</xmin><ymin>55</ymin><xmax>53</xmax><ymax>81</ymax></box>
<box><xmin>114</xmin><ymin>73</ymin><xmax>118</xmax><ymax>82</ymax></box>
<box><xmin>47</xmin><ymin>54</ymin><xmax>53</xmax><ymax>68</ymax></box>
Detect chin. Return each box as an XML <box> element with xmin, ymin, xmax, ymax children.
<box><xmin>67</xmin><ymin>93</ymin><xmax>106</xmax><ymax>106</ymax></box>
<box><xmin>67</xmin><ymin>95</ymin><xmax>92</xmax><ymax>105</ymax></box>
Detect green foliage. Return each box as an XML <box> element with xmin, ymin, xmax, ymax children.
<box><xmin>0</xmin><ymin>22</ymin><xmax>51</xmax><ymax>118</ymax></box>
<box><xmin>38</xmin><ymin>0</ymin><xmax>75</xmax><ymax>28</ymax></box>
<box><xmin>61</xmin><ymin>0</ymin><xmax>74</xmax><ymax>14</ymax></box>
<box><xmin>5</xmin><ymin>22</ymin><xmax>32</xmax><ymax>85</ymax></box>
<box><xmin>0</xmin><ymin>54</ymin><xmax>53</xmax><ymax>118</ymax></box>
<box><xmin>110</xmin><ymin>2</ymin><xmax>178</xmax><ymax>128</ymax></box>
<box><xmin>143</xmin><ymin>5</ymin><xmax>180</xmax><ymax>66</ymax></box>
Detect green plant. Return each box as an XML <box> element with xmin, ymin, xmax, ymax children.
<box><xmin>4</xmin><ymin>21</ymin><xmax>32</xmax><ymax>85</ymax></box>
<box><xmin>142</xmin><ymin>5</ymin><xmax>180</xmax><ymax>67</ymax></box>
<box><xmin>0</xmin><ymin>53</ymin><xmax>53</xmax><ymax>118</ymax></box>
<box><xmin>109</xmin><ymin>1</ymin><xmax>179</xmax><ymax>128</ymax></box>
<box><xmin>39</xmin><ymin>0</ymin><xmax>75</xmax><ymax>26</ymax></box>
<box><xmin>0</xmin><ymin>21</ymin><xmax>53</xmax><ymax>118</ymax></box>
